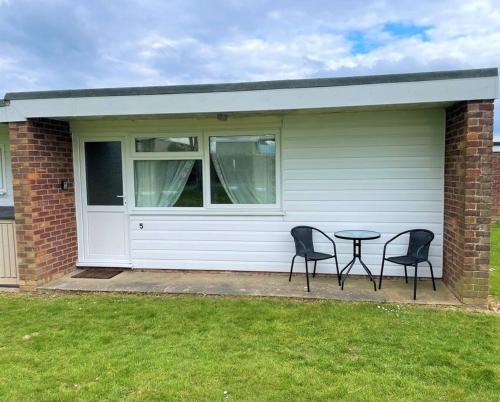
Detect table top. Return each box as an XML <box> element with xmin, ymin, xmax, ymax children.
<box><xmin>334</xmin><ymin>230</ymin><xmax>381</xmax><ymax>240</ymax></box>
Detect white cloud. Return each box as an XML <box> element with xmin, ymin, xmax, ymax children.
<box><xmin>0</xmin><ymin>0</ymin><xmax>498</xmax><ymax>133</ymax></box>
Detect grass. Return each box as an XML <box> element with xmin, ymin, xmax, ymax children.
<box><xmin>490</xmin><ymin>222</ymin><xmax>500</xmax><ymax>298</ymax></box>
<box><xmin>0</xmin><ymin>294</ymin><xmax>498</xmax><ymax>401</ymax></box>
<box><xmin>0</xmin><ymin>225</ymin><xmax>499</xmax><ymax>400</ymax></box>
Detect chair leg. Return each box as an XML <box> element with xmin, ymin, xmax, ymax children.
<box><xmin>289</xmin><ymin>255</ymin><xmax>296</xmax><ymax>282</ymax></box>
<box><xmin>428</xmin><ymin>261</ymin><xmax>436</xmax><ymax>291</ymax></box>
<box><xmin>404</xmin><ymin>265</ymin><xmax>408</xmax><ymax>283</ymax></box>
<box><xmin>413</xmin><ymin>263</ymin><xmax>418</xmax><ymax>300</ymax></box>
<box><xmin>334</xmin><ymin>255</ymin><xmax>341</xmax><ymax>286</ymax></box>
<box><xmin>313</xmin><ymin>260</ymin><xmax>317</xmax><ymax>278</ymax></box>
<box><xmin>305</xmin><ymin>258</ymin><xmax>310</xmax><ymax>292</ymax></box>
<box><xmin>378</xmin><ymin>259</ymin><xmax>385</xmax><ymax>289</ymax></box>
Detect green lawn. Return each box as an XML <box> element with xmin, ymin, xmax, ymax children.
<box><xmin>0</xmin><ymin>294</ymin><xmax>498</xmax><ymax>401</ymax></box>
<box><xmin>490</xmin><ymin>222</ymin><xmax>500</xmax><ymax>298</ymax></box>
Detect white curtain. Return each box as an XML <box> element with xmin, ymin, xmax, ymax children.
<box><xmin>210</xmin><ymin>136</ymin><xmax>276</xmax><ymax>204</ymax></box>
<box><xmin>134</xmin><ymin>160</ymin><xmax>194</xmax><ymax>207</ymax></box>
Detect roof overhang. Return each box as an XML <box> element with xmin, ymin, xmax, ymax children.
<box><xmin>0</xmin><ymin>68</ymin><xmax>498</xmax><ymax>122</ymax></box>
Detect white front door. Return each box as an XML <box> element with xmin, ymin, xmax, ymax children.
<box><xmin>80</xmin><ymin>138</ymin><xmax>129</xmax><ymax>265</ymax></box>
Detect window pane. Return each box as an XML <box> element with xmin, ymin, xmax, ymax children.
<box><xmin>134</xmin><ymin>160</ymin><xmax>202</xmax><ymax>207</ymax></box>
<box><xmin>0</xmin><ymin>145</ymin><xmax>4</xmax><ymax>190</ymax></box>
<box><xmin>135</xmin><ymin>137</ymin><xmax>198</xmax><ymax>152</ymax></box>
<box><xmin>210</xmin><ymin>135</ymin><xmax>276</xmax><ymax>204</ymax></box>
<box><xmin>85</xmin><ymin>141</ymin><xmax>123</xmax><ymax>206</ymax></box>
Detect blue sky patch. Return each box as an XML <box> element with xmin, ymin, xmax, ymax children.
<box><xmin>348</xmin><ymin>23</ymin><xmax>431</xmax><ymax>55</ymax></box>
<box><xmin>347</xmin><ymin>32</ymin><xmax>380</xmax><ymax>55</ymax></box>
<box><xmin>383</xmin><ymin>22</ymin><xmax>431</xmax><ymax>40</ymax></box>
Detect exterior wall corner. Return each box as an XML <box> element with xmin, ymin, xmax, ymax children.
<box><xmin>9</xmin><ymin>118</ymin><xmax>77</xmax><ymax>290</ymax></box>
<box><xmin>443</xmin><ymin>99</ymin><xmax>494</xmax><ymax>305</ymax></box>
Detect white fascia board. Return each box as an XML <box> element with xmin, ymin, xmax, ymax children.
<box><xmin>0</xmin><ymin>75</ymin><xmax>497</xmax><ymax>122</ymax></box>
<box><xmin>0</xmin><ymin>106</ymin><xmax>21</xmax><ymax>123</ymax></box>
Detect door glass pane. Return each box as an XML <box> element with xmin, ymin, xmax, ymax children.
<box><xmin>135</xmin><ymin>137</ymin><xmax>199</xmax><ymax>152</ymax></box>
<box><xmin>85</xmin><ymin>141</ymin><xmax>123</xmax><ymax>206</ymax></box>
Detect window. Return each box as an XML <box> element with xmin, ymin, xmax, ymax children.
<box><xmin>209</xmin><ymin>135</ymin><xmax>276</xmax><ymax>205</ymax></box>
<box><xmin>132</xmin><ymin>131</ymin><xmax>279</xmax><ymax>210</ymax></box>
<box><xmin>134</xmin><ymin>160</ymin><xmax>203</xmax><ymax>207</ymax></box>
<box><xmin>133</xmin><ymin>134</ymin><xmax>203</xmax><ymax>208</ymax></box>
<box><xmin>0</xmin><ymin>144</ymin><xmax>6</xmax><ymax>195</ymax></box>
<box><xmin>135</xmin><ymin>136</ymin><xmax>199</xmax><ymax>153</ymax></box>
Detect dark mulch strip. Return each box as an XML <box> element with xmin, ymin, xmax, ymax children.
<box><xmin>72</xmin><ymin>268</ymin><xmax>123</xmax><ymax>279</ymax></box>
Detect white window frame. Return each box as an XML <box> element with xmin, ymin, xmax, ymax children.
<box><xmin>129</xmin><ymin>128</ymin><xmax>282</xmax><ymax>213</ymax></box>
<box><xmin>0</xmin><ymin>144</ymin><xmax>6</xmax><ymax>195</ymax></box>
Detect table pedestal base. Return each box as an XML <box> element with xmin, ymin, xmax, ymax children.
<box><xmin>339</xmin><ymin>239</ymin><xmax>377</xmax><ymax>291</ymax></box>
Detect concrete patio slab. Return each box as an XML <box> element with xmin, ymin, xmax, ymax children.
<box><xmin>0</xmin><ymin>286</ymin><xmax>19</xmax><ymax>293</ymax></box>
<box><xmin>40</xmin><ymin>270</ymin><xmax>461</xmax><ymax>306</ymax></box>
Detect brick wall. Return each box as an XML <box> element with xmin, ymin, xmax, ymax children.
<box><xmin>443</xmin><ymin>100</ymin><xmax>493</xmax><ymax>305</ymax></box>
<box><xmin>9</xmin><ymin>119</ymin><xmax>77</xmax><ymax>290</ymax></box>
<box><xmin>493</xmin><ymin>151</ymin><xmax>500</xmax><ymax>221</ymax></box>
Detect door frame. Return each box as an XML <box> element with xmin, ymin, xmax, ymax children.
<box><xmin>73</xmin><ymin>134</ymin><xmax>132</xmax><ymax>267</ymax></box>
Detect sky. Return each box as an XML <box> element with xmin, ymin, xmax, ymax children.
<box><xmin>0</xmin><ymin>0</ymin><xmax>499</xmax><ymax>136</ymax></box>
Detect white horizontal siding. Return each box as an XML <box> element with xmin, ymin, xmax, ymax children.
<box><xmin>129</xmin><ymin>109</ymin><xmax>445</xmax><ymax>277</ymax></box>
<box><xmin>288</xmin><ymin>168</ymin><xmax>441</xmax><ymax>180</ymax></box>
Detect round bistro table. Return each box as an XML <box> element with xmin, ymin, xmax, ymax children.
<box><xmin>334</xmin><ymin>230</ymin><xmax>381</xmax><ymax>291</ymax></box>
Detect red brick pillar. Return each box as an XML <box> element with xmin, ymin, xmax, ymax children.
<box><xmin>443</xmin><ymin>100</ymin><xmax>494</xmax><ymax>305</ymax></box>
<box><xmin>9</xmin><ymin>119</ymin><xmax>77</xmax><ymax>290</ymax></box>
<box><xmin>492</xmin><ymin>152</ymin><xmax>500</xmax><ymax>221</ymax></box>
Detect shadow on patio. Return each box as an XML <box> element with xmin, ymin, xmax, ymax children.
<box><xmin>40</xmin><ymin>270</ymin><xmax>460</xmax><ymax>306</ymax></box>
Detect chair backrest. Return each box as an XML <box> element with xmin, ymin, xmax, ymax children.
<box><xmin>291</xmin><ymin>226</ymin><xmax>315</xmax><ymax>256</ymax></box>
<box><xmin>407</xmin><ymin>229</ymin><xmax>434</xmax><ymax>260</ymax></box>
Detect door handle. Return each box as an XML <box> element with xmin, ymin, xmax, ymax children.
<box><xmin>116</xmin><ymin>195</ymin><xmax>127</xmax><ymax>205</ymax></box>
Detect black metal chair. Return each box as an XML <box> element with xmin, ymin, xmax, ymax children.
<box><xmin>378</xmin><ymin>229</ymin><xmax>435</xmax><ymax>300</ymax></box>
<box><xmin>289</xmin><ymin>226</ymin><xmax>340</xmax><ymax>292</ymax></box>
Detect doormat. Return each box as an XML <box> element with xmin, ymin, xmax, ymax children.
<box><xmin>72</xmin><ymin>268</ymin><xmax>124</xmax><ymax>279</ymax></box>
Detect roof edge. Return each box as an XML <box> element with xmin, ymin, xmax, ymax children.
<box><xmin>4</xmin><ymin>67</ymin><xmax>498</xmax><ymax>101</ymax></box>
